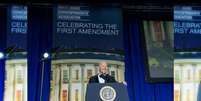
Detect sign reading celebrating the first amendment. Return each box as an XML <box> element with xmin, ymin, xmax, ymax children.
<box><xmin>174</xmin><ymin>6</ymin><xmax>201</xmax><ymax>50</ymax></box>
<box><xmin>9</xmin><ymin>6</ymin><xmax>27</xmax><ymax>34</ymax></box>
<box><xmin>7</xmin><ymin>5</ymin><xmax>28</xmax><ymax>50</ymax></box>
<box><xmin>53</xmin><ymin>5</ymin><xmax>123</xmax><ymax>51</ymax></box>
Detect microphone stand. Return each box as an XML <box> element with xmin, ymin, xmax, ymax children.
<box><xmin>39</xmin><ymin>51</ymin><xmax>56</xmax><ymax>101</ymax></box>
<box><xmin>40</xmin><ymin>58</ymin><xmax>46</xmax><ymax>101</ymax></box>
<box><xmin>39</xmin><ymin>50</ymin><xmax>58</xmax><ymax>101</ymax></box>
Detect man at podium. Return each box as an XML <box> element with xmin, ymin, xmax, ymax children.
<box><xmin>86</xmin><ymin>61</ymin><xmax>129</xmax><ymax>101</ymax></box>
<box><xmin>88</xmin><ymin>61</ymin><xmax>117</xmax><ymax>83</ymax></box>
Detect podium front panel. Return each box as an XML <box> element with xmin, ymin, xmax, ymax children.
<box><xmin>86</xmin><ymin>83</ymin><xmax>129</xmax><ymax>101</ymax></box>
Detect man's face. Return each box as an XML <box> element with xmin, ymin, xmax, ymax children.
<box><xmin>99</xmin><ymin>62</ymin><xmax>108</xmax><ymax>74</ymax></box>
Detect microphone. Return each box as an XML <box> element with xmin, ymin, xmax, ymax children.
<box><xmin>51</xmin><ymin>47</ymin><xmax>62</xmax><ymax>59</ymax></box>
<box><xmin>100</xmin><ymin>73</ymin><xmax>105</xmax><ymax>77</ymax></box>
<box><xmin>7</xmin><ymin>45</ymin><xmax>17</xmax><ymax>56</ymax></box>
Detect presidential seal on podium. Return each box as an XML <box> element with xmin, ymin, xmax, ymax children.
<box><xmin>100</xmin><ymin>86</ymin><xmax>116</xmax><ymax>101</ymax></box>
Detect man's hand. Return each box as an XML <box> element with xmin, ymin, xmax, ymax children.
<box><xmin>122</xmin><ymin>81</ymin><xmax>127</xmax><ymax>86</ymax></box>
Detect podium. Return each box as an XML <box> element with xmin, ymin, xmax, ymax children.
<box><xmin>85</xmin><ymin>83</ymin><xmax>129</xmax><ymax>101</ymax></box>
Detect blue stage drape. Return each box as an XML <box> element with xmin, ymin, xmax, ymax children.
<box><xmin>28</xmin><ymin>6</ymin><xmax>52</xmax><ymax>101</ymax></box>
<box><xmin>0</xmin><ymin>7</ymin><xmax>6</xmax><ymax>101</ymax></box>
<box><xmin>124</xmin><ymin>20</ymin><xmax>173</xmax><ymax>101</ymax></box>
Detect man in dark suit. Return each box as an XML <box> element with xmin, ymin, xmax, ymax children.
<box><xmin>88</xmin><ymin>61</ymin><xmax>116</xmax><ymax>83</ymax></box>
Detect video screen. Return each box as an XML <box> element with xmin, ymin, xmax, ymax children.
<box><xmin>50</xmin><ymin>5</ymin><xmax>126</xmax><ymax>101</ymax></box>
<box><xmin>53</xmin><ymin>5</ymin><xmax>123</xmax><ymax>52</ymax></box>
<box><xmin>174</xmin><ymin>52</ymin><xmax>201</xmax><ymax>101</ymax></box>
<box><xmin>4</xmin><ymin>5</ymin><xmax>28</xmax><ymax>101</ymax></box>
<box><xmin>142</xmin><ymin>20</ymin><xmax>173</xmax><ymax>82</ymax></box>
<box><xmin>174</xmin><ymin>6</ymin><xmax>201</xmax><ymax>51</ymax></box>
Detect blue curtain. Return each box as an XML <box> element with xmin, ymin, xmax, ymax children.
<box><xmin>124</xmin><ymin>20</ymin><xmax>173</xmax><ymax>101</ymax></box>
<box><xmin>28</xmin><ymin>6</ymin><xmax>52</xmax><ymax>101</ymax></box>
<box><xmin>0</xmin><ymin>7</ymin><xmax>6</xmax><ymax>101</ymax></box>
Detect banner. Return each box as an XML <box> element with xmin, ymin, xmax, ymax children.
<box><xmin>7</xmin><ymin>5</ymin><xmax>27</xmax><ymax>50</ymax></box>
<box><xmin>174</xmin><ymin>6</ymin><xmax>201</xmax><ymax>50</ymax></box>
<box><xmin>53</xmin><ymin>5</ymin><xmax>123</xmax><ymax>51</ymax></box>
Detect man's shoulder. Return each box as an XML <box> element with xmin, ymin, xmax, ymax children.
<box><xmin>90</xmin><ymin>74</ymin><xmax>98</xmax><ymax>79</ymax></box>
<box><xmin>106</xmin><ymin>74</ymin><xmax>114</xmax><ymax>78</ymax></box>
<box><xmin>106</xmin><ymin>74</ymin><xmax>117</xmax><ymax>83</ymax></box>
<box><xmin>88</xmin><ymin>74</ymin><xmax>99</xmax><ymax>83</ymax></box>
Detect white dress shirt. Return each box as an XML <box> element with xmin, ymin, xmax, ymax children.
<box><xmin>98</xmin><ymin>74</ymin><xmax>105</xmax><ymax>83</ymax></box>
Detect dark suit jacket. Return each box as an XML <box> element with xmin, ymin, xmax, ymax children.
<box><xmin>88</xmin><ymin>74</ymin><xmax>117</xmax><ymax>83</ymax></box>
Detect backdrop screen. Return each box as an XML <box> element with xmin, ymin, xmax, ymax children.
<box><xmin>174</xmin><ymin>6</ymin><xmax>201</xmax><ymax>51</ymax></box>
<box><xmin>142</xmin><ymin>21</ymin><xmax>173</xmax><ymax>82</ymax></box>
<box><xmin>53</xmin><ymin>5</ymin><xmax>123</xmax><ymax>51</ymax></box>
<box><xmin>50</xmin><ymin>5</ymin><xmax>126</xmax><ymax>101</ymax></box>
<box><xmin>7</xmin><ymin>5</ymin><xmax>27</xmax><ymax>50</ymax></box>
